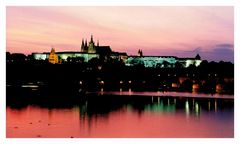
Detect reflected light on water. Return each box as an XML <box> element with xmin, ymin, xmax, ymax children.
<box><xmin>6</xmin><ymin>91</ymin><xmax>233</xmax><ymax>138</ymax></box>
<box><xmin>208</xmin><ymin>101</ymin><xmax>211</xmax><ymax>111</ymax></box>
<box><xmin>128</xmin><ymin>88</ymin><xmax>132</xmax><ymax>94</ymax></box>
<box><xmin>192</xmin><ymin>98</ymin><xmax>195</xmax><ymax>110</ymax></box>
<box><xmin>195</xmin><ymin>102</ymin><xmax>200</xmax><ymax>116</ymax></box>
<box><xmin>119</xmin><ymin>88</ymin><xmax>123</xmax><ymax>95</ymax></box>
<box><xmin>6</xmin><ymin>97</ymin><xmax>234</xmax><ymax>138</ymax></box>
<box><xmin>215</xmin><ymin>99</ymin><xmax>218</xmax><ymax>112</ymax></box>
<box><xmin>185</xmin><ymin>100</ymin><xmax>190</xmax><ymax>118</ymax></box>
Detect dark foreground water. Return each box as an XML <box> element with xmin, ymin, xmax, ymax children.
<box><xmin>7</xmin><ymin>91</ymin><xmax>233</xmax><ymax>138</ymax></box>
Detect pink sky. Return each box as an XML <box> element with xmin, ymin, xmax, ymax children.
<box><xmin>6</xmin><ymin>7</ymin><xmax>234</xmax><ymax>62</ymax></box>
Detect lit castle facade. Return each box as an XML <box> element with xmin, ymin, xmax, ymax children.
<box><xmin>125</xmin><ymin>50</ymin><xmax>201</xmax><ymax>68</ymax></box>
<box><xmin>32</xmin><ymin>35</ymin><xmax>127</xmax><ymax>64</ymax></box>
<box><xmin>32</xmin><ymin>35</ymin><xmax>202</xmax><ymax>67</ymax></box>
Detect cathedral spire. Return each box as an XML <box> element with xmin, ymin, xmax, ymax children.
<box><xmin>85</xmin><ymin>39</ymin><xmax>87</xmax><ymax>47</ymax></box>
<box><xmin>51</xmin><ymin>47</ymin><xmax>55</xmax><ymax>53</ymax></box>
<box><xmin>81</xmin><ymin>38</ymin><xmax>84</xmax><ymax>52</ymax></box>
<box><xmin>84</xmin><ymin>39</ymin><xmax>88</xmax><ymax>52</ymax></box>
<box><xmin>138</xmin><ymin>49</ymin><xmax>143</xmax><ymax>57</ymax></box>
<box><xmin>195</xmin><ymin>53</ymin><xmax>201</xmax><ymax>60</ymax></box>
<box><xmin>90</xmin><ymin>34</ymin><xmax>94</xmax><ymax>43</ymax></box>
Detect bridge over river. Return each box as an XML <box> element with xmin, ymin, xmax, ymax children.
<box><xmin>88</xmin><ymin>91</ymin><xmax>234</xmax><ymax>99</ymax></box>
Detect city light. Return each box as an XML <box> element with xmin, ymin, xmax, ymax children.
<box><xmin>21</xmin><ymin>85</ymin><xmax>39</xmax><ymax>88</ymax></box>
<box><xmin>100</xmin><ymin>80</ymin><xmax>104</xmax><ymax>85</ymax></box>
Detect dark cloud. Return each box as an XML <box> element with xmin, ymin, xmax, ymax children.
<box><xmin>212</xmin><ymin>48</ymin><xmax>233</xmax><ymax>54</ymax></box>
<box><xmin>215</xmin><ymin>43</ymin><xmax>234</xmax><ymax>49</ymax></box>
<box><xmin>174</xmin><ymin>43</ymin><xmax>234</xmax><ymax>62</ymax></box>
<box><xmin>202</xmin><ymin>43</ymin><xmax>234</xmax><ymax>62</ymax></box>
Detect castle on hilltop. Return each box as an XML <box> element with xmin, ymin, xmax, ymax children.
<box><xmin>80</xmin><ymin>35</ymin><xmax>112</xmax><ymax>54</ymax></box>
<box><xmin>32</xmin><ymin>35</ymin><xmax>128</xmax><ymax>64</ymax></box>
<box><xmin>31</xmin><ymin>35</ymin><xmax>202</xmax><ymax>67</ymax></box>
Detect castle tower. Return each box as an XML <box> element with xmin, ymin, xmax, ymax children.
<box><xmin>84</xmin><ymin>39</ymin><xmax>88</xmax><ymax>52</ymax></box>
<box><xmin>48</xmin><ymin>48</ymin><xmax>59</xmax><ymax>64</ymax></box>
<box><xmin>88</xmin><ymin>35</ymin><xmax>96</xmax><ymax>53</ymax></box>
<box><xmin>138</xmin><ymin>49</ymin><xmax>143</xmax><ymax>57</ymax></box>
<box><xmin>90</xmin><ymin>35</ymin><xmax>94</xmax><ymax>43</ymax></box>
<box><xmin>81</xmin><ymin>39</ymin><xmax>85</xmax><ymax>52</ymax></box>
<box><xmin>195</xmin><ymin>54</ymin><xmax>201</xmax><ymax>60</ymax></box>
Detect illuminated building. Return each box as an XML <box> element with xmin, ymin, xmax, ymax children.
<box><xmin>126</xmin><ymin>56</ymin><xmax>177</xmax><ymax>68</ymax></box>
<box><xmin>48</xmin><ymin>48</ymin><xmax>59</xmax><ymax>64</ymax></box>
<box><xmin>125</xmin><ymin>52</ymin><xmax>202</xmax><ymax>68</ymax></box>
<box><xmin>32</xmin><ymin>35</ymin><xmax>127</xmax><ymax>63</ymax></box>
<box><xmin>177</xmin><ymin>54</ymin><xmax>202</xmax><ymax>67</ymax></box>
<box><xmin>32</xmin><ymin>35</ymin><xmax>201</xmax><ymax>67</ymax></box>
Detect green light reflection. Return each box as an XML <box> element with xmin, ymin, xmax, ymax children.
<box><xmin>144</xmin><ymin>101</ymin><xmax>176</xmax><ymax>113</ymax></box>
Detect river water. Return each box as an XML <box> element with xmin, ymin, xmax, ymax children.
<box><xmin>6</xmin><ymin>91</ymin><xmax>234</xmax><ymax>138</ymax></box>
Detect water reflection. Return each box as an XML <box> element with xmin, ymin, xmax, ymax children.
<box><xmin>195</xmin><ymin>102</ymin><xmax>200</xmax><ymax>116</ymax></box>
<box><xmin>144</xmin><ymin>101</ymin><xmax>175</xmax><ymax>113</ymax></box>
<box><xmin>7</xmin><ymin>93</ymin><xmax>233</xmax><ymax>138</ymax></box>
<box><xmin>215</xmin><ymin>99</ymin><xmax>218</xmax><ymax>112</ymax></box>
<box><xmin>128</xmin><ymin>88</ymin><xmax>132</xmax><ymax>94</ymax></box>
<box><xmin>185</xmin><ymin>100</ymin><xmax>190</xmax><ymax>118</ymax></box>
<box><xmin>208</xmin><ymin>100</ymin><xmax>211</xmax><ymax>111</ymax></box>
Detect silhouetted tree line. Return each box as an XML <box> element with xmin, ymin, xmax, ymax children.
<box><xmin>6</xmin><ymin>52</ymin><xmax>234</xmax><ymax>94</ymax></box>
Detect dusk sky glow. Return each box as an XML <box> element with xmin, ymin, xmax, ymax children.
<box><xmin>7</xmin><ymin>6</ymin><xmax>234</xmax><ymax>62</ymax></box>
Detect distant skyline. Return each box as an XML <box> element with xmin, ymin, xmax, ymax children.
<box><xmin>7</xmin><ymin>6</ymin><xmax>234</xmax><ymax>62</ymax></box>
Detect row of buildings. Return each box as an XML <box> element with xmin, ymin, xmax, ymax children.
<box><xmin>32</xmin><ymin>35</ymin><xmax>202</xmax><ymax>68</ymax></box>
